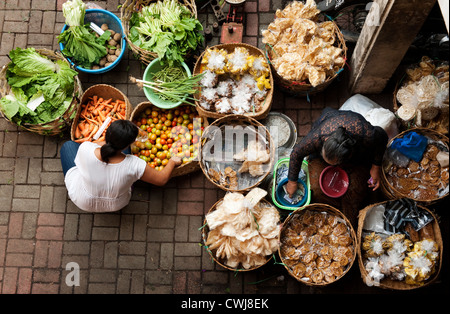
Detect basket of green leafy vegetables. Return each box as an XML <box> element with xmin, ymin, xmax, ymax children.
<box><xmin>121</xmin><ymin>0</ymin><xmax>203</xmax><ymax>66</ymax></box>
<box><xmin>0</xmin><ymin>48</ymin><xmax>82</xmax><ymax>136</ymax></box>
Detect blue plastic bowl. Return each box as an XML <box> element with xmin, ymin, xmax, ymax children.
<box><xmin>276</xmin><ymin>178</ymin><xmax>308</xmax><ymax>208</ymax></box>
<box><xmin>59</xmin><ymin>9</ymin><xmax>126</xmax><ymax>74</ymax></box>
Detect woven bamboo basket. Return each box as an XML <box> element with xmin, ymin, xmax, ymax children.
<box><xmin>120</xmin><ymin>0</ymin><xmax>198</xmax><ymax>65</ymax></box>
<box><xmin>199</xmin><ymin>114</ymin><xmax>276</xmax><ymax>192</ymax></box>
<box><xmin>265</xmin><ymin>20</ymin><xmax>347</xmax><ymax>97</ymax></box>
<box><xmin>278</xmin><ymin>203</ymin><xmax>357</xmax><ymax>286</ymax></box>
<box><xmin>201</xmin><ymin>198</ymin><xmax>276</xmax><ymax>272</ymax></box>
<box><xmin>0</xmin><ymin>49</ymin><xmax>82</xmax><ymax>136</ymax></box>
<box><xmin>392</xmin><ymin>59</ymin><xmax>449</xmax><ymax>135</ymax></box>
<box><xmin>70</xmin><ymin>84</ymin><xmax>132</xmax><ymax>141</ymax></box>
<box><xmin>381</xmin><ymin>127</ymin><xmax>449</xmax><ymax>204</ymax></box>
<box><xmin>357</xmin><ymin>201</ymin><xmax>443</xmax><ymax>290</ymax></box>
<box><xmin>193</xmin><ymin>43</ymin><xmax>274</xmax><ymax>120</ymax></box>
<box><xmin>130</xmin><ymin>101</ymin><xmax>208</xmax><ymax>177</ymax></box>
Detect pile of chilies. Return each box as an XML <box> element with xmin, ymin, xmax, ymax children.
<box><xmin>73</xmin><ymin>95</ymin><xmax>127</xmax><ymax>143</ymax></box>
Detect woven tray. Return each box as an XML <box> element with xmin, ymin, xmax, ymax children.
<box><xmin>193</xmin><ymin>43</ymin><xmax>274</xmax><ymax>120</ymax></box>
<box><xmin>130</xmin><ymin>101</ymin><xmax>208</xmax><ymax>177</ymax></box>
<box><xmin>0</xmin><ymin>49</ymin><xmax>82</xmax><ymax>136</ymax></box>
<box><xmin>120</xmin><ymin>0</ymin><xmax>198</xmax><ymax>65</ymax></box>
<box><xmin>357</xmin><ymin>201</ymin><xmax>443</xmax><ymax>290</ymax></box>
<box><xmin>381</xmin><ymin>127</ymin><xmax>449</xmax><ymax>204</ymax></box>
<box><xmin>265</xmin><ymin>20</ymin><xmax>347</xmax><ymax>97</ymax></box>
<box><xmin>278</xmin><ymin>203</ymin><xmax>357</xmax><ymax>286</ymax></box>
<box><xmin>199</xmin><ymin>114</ymin><xmax>275</xmax><ymax>192</ymax></box>
<box><xmin>201</xmin><ymin>197</ymin><xmax>276</xmax><ymax>272</ymax></box>
<box><xmin>70</xmin><ymin>84</ymin><xmax>132</xmax><ymax>142</ymax></box>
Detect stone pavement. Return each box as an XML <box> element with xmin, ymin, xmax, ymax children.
<box><xmin>0</xmin><ymin>0</ymin><xmax>449</xmax><ymax>297</ymax></box>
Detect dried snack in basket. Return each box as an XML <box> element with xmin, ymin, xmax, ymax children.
<box><xmin>202</xmin><ymin>48</ymin><xmax>228</xmax><ymax>74</ymax></box>
<box><xmin>403</xmin><ymin>241</ymin><xmax>438</xmax><ymax>286</ymax></box>
<box><xmin>362</xmin><ymin>232</ymin><xmax>385</xmax><ymax>257</ymax></box>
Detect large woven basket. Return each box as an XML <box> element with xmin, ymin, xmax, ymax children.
<box><xmin>357</xmin><ymin>201</ymin><xmax>443</xmax><ymax>290</ymax></box>
<box><xmin>70</xmin><ymin>84</ymin><xmax>132</xmax><ymax>141</ymax></box>
<box><xmin>201</xmin><ymin>197</ymin><xmax>276</xmax><ymax>272</ymax></box>
<box><xmin>265</xmin><ymin>21</ymin><xmax>347</xmax><ymax>97</ymax></box>
<box><xmin>393</xmin><ymin>59</ymin><xmax>449</xmax><ymax>135</ymax></box>
<box><xmin>193</xmin><ymin>43</ymin><xmax>274</xmax><ymax>120</ymax></box>
<box><xmin>199</xmin><ymin>114</ymin><xmax>275</xmax><ymax>192</ymax></box>
<box><xmin>278</xmin><ymin>203</ymin><xmax>357</xmax><ymax>286</ymax></box>
<box><xmin>380</xmin><ymin>127</ymin><xmax>449</xmax><ymax>204</ymax></box>
<box><xmin>130</xmin><ymin>101</ymin><xmax>208</xmax><ymax>177</ymax></box>
<box><xmin>120</xmin><ymin>0</ymin><xmax>198</xmax><ymax>65</ymax></box>
<box><xmin>0</xmin><ymin>49</ymin><xmax>82</xmax><ymax>136</ymax></box>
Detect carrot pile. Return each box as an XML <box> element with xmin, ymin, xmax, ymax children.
<box><xmin>74</xmin><ymin>96</ymin><xmax>127</xmax><ymax>143</ymax></box>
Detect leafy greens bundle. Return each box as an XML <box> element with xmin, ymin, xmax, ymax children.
<box><xmin>129</xmin><ymin>0</ymin><xmax>204</xmax><ymax>66</ymax></box>
<box><xmin>57</xmin><ymin>0</ymin><xmax>111</xmax><ymax>69</ymax></box>
<box><xmin>0</xmin><ymin>47</ymin><xmax>78</xmax><ymax>126</ymax></box>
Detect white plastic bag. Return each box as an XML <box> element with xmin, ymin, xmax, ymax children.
<box><xmin>340</xmin><ymin>94</ymin><xmax>399</xmax><ymax>139</ymax></box>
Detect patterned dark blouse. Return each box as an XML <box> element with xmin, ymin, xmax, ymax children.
<box><xmin>288</xmin><ymin>107</ymin><xmax>388</xmax><ymax>181</ymax></box>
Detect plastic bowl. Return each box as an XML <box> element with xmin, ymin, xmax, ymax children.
<box><xmin>143</xmin><ymin>58</ymin><xmax>192</xmax><ymax>109</ymax></box>
<box><xmin>319</xmin><ymin>166</ymin><xmax>349</xmax><ymax>198</ymax></box>
<box><xmin>276</xmin><ymin>178</ymin><xmax>308</xmax><ymax>208</ymax></box>
<box><xmin>59</xmin><ymin>9</ymin><xmax>126</xmax><ymax>74</ymax></box>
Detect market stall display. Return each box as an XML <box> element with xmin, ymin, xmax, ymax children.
<box><xmin>193</xmin><ymin>43</ymin><xmax>273</xmax><ymax>119</ymax></box>
<box><xmin>200</xmin><ymin>114</ymin><xmax>275</xmax><ymax>192</ymax></box>
<box><xmin>381</xmin><ymin>127</ymin><xmax>449</xmax><ymax>204</ymax></box>
<box><xmin>130</xmin><ymin>101</ymin><xmax>207</xmax><ymax>177</ymax></box>
<box><xmin>357</xmin><ymin>200</ymin><xmax>442</xmax><ymax>289</ymax></box>
<box><xmin>0</xmin><ymin>48</ymin><xmax>82</xmax><ymax>136</ymax></box>
<box><xmin>120</xmin><ymin>0</ymin><xmax>201</xmax><ymax>65</ymax></box>
<box><xmin>278</xmin><ymin>204</ymin><xmax>357</xmax><ymax>286</ymax></box>
<box><xmin>58</xmin><ymin>0</ymin><xmax>126</xmax><ymax>73</ymax></box>
<box><xmin>394</xmin><ymin>56</ymin><xmax>449</xmax><ymax>134</ymax></box>
<box><xmin>201</xmin><ymin>188</ymin><xmax>281</xmax><ymax>271</ymax></box>
<box><xmin>70</xmin><ymin>84</ymin><xmax>132</xmax><ymax>143</ymax></box>
<box><xmin>262</xmin><ymin>0</ymin><xmax>346</xmax><ymax>96</ymax></box>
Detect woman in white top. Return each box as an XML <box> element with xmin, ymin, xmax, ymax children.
<box><xmin>60</xmin><ymin>120</ymin><xmax>181</xmax><ymax>212</ymax></box>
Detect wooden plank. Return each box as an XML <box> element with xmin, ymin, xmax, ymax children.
<box><xmin>349</xmin><ymin>0</ymin><xmax>437</xmax><ymax>94</ymax></box>
<box><xmin>438</xmin><ymin>0</ymin><xmax>449</xmax><ymax>33</ymax></box>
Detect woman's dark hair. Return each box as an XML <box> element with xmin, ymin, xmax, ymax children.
<box><xmin>101</xmin><ymin>120</ymin><xmax>138</xmax><ymax>163</ymax></box>
<box><xmin>322</xmin><ymin>126</ymin><xmax>356</xmax><ymax>164</ymax></box>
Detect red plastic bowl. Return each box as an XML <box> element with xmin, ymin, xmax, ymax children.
<box><xmin>319</xmin><ymin>166</ymin><xmax>349</xmax><ymax>198</ymax></box>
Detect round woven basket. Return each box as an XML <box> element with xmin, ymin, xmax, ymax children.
<box><xmin>265</xmin><ymin>20</ymin><xmax>347</xmax><ymax>97</ymax></box>
<box><xmin>357</xmin><ymin>201</ymin><xmax>443</xmax><ymax>290</ymax></box>
<box><xmin>381</xmin><ymin>127</ymin><xmax>449</xmax><ymax>204</ymax></box>
<box><xmin>393</xmin><ymin>80</ymin><xmax>449</xmax><ymax>135</ymax></box>
<box><xmin>130</xmin><ymin>101</ymin><xmax>208</xmax><ymax>177</ymax></box>
<box><xmin>201</xmin><ymin>198</ymin><xmax>275</xmax><ymax>272</ymax></box>
<box><xmin>120</xmin><ymin>0</ymin><xmax>198</xmax><ymax>65</ymax></box>
<box><xmin>193</xmin><ymin>43</ymin><xmax>274</xmax><ymax>120</ymax></box>
<box><xmin>199</xmin><ymin>114</ymin><xmax>275</xmax><ymax>192</ymax></box>
<box><xmin>278</xmin><ymin>203</ymin><xmax>357</xmax><ymax>286</ymax></box>
<box><xmin>70</xmin><ymin>84</ymin><xmax>132</xmax><ymax>141</ymax></box>
<box><xmin>0</xmin><ymin>49</ymin><xmax>82</xmax><ymax>136</ymax></box>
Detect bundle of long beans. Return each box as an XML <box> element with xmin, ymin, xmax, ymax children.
<box><xmin>130</xmin><ymin>65</ymin><xmax>203</xmax><ymax>105</ymax></box>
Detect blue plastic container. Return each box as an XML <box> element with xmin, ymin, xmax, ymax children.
<box><xmin>276</xmin><ymin>177</ymin><xmax>308</xmax><ymax>208</ymax></box>
<box><xmin>59</xmin><ymin>9</ymin><xmax>126</xmax><ymax>74</ymax></box>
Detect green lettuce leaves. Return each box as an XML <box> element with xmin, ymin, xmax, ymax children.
<box><xmin>129</xmin><ymin>0</ymin><xmax>204</xmax><ymax>66</ymax></box>
<box><xmin>0</xmin><ymin>47</ymin><xmax>78</xmax><ymax>126</ymax></box>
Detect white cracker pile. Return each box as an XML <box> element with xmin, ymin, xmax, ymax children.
<box><xmin>205</xmin><ymin>188</ymin><xmax>280</xmax><ymax>270</ymax></box>
<box><xmin>262</xmin><ymin>0</ymin><xmax>345</xmax><ymax>86</ymax></box>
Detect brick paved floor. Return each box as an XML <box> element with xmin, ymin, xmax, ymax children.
<box><xmin>0</xmin><ymin>0</ymin><xmax>449</xmax><ymax>298</ymax></box>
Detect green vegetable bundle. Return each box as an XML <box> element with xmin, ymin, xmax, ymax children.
<box><xmin>129</xmin><ymin>0</ymin><xmax>204</xmax><ymax>66</ymax></box>
<box><xmin>57</xmin><ymin>0</ymin><xmax>111</xmax><ymax>68</ymax></box>
<box><xmin>0</xmin><ymin>48</ymin><xmax>78</xmax><ymax>126</ymax></box>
